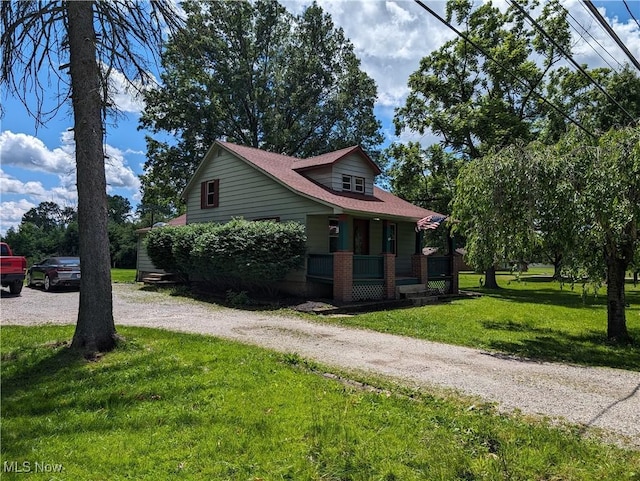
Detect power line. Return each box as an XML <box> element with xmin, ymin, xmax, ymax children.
<box><xmin>565</xmin><ymin>6</ymin><xmax>624</xmax><ymax>71</ymax></box>
<box><xmin>508</xmin><ymin>0</ymin><xmax>637</xmax><ymax>124</ymax></box>
<box><xmin>412</xmin><ymin>0</ymin><xmax>597</xmax><ymax>139</ymax></box>
<box><xmin>583</xmin><ymin>0</ymin><xmax>640</xmax><ymax>72</ymax></box>
<box><xmin>623</xmin><ymin>0</ymin><xmax>640</xmax><ymax>30</ymax></box>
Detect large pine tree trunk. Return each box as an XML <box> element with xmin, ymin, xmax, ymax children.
<box><xmin>605</xmin><ymin>256</ymin><xmax>631</xmax><ymax>343</ymax></box>
<box><xmin>67</xmin><ymin>1</ymin><xmax>117</xmax><ymax>353</ymax></box>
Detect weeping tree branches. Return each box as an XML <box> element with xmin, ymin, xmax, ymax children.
<box><xmin>452</xmin><ymin>126</ymin><xmax>640</xmax><ymax>342</ymax></box>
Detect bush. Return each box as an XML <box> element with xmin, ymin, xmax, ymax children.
<box><xmin>145</xmin><ymin>219</ymin><xmax>307</xmax><ymax>289</ymax></box>
<box><xmin>144</xmin><ymin>226</ymin><xmax>179</xmax><ymax>273</ymax></box>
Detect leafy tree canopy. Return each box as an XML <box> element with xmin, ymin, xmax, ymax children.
<box><xmin>139</xmin><ymin>0</ymin><xmax>383</xmax><ymax>212</ymax></box>
<box><xmin>542</xmin><ymin>65</ymin><xmax>640</xmax><ymax>142</ymax></box>
<box><xmin>394</xmin><ymin>0</ymin><xmax>571</xmax><ymax>160</ymax></box>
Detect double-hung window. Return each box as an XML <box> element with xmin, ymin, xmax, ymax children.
<box><xmin>200</xmin><ymin>179</ymin><xmax>220</xmax><ymax>208</ymax></box>
<box><xmin>354</xmin><ymin>176</ymin><xmax>365</xmax><ymax>193</ymax></box>
<box><xmin>342</xmin><ymin>175</ymin><xmax>352</xmax><ymax>191</ymax></box>
<box><xmin>342</xmin><ymin>174</ymin><xmax>365</xmax><ymax>193</ymax></box>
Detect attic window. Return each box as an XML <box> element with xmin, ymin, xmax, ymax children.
<box><xmin>200</xmin><ymin>179</ymin><xmax>219</xmax><ymax>208</ymax></box>
<box><xmin>354</xmin><ymin>176</ymin><xmax>365</xmax><ymax>193</ymax></box>
<box><xmin>342</xmin><ymin>175</ymin><xmax>365</xmax><ymax>193</ymax></box>
<box><xmin>342</xmin><ymin>175</ymin><xmax>352</xmax><ymax>191</ymax></box>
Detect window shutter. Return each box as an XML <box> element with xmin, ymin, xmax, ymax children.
<box><xmin>213</xmin><ymin>179</ymin><xmax>220</xmax><ymax>207</ymax></box>
<box><xmin>200</xmin><ymin>181</ymin><xmax>206</xmax><ymax>209</ymax></box>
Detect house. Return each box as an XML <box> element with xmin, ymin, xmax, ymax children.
<box><xmin>136</xmin><ymin>141</ymin><xmax>460</xmax><ymax>302</ymax></box>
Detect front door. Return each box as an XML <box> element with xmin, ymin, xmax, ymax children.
<box><xmin>353</xmin><ymin>219</ymin><xmax>370</xmax><ymax>255</ymax></box>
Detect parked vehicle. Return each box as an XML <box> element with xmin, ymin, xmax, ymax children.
<box><xmin>27</xmin><ymin>257</ymin><xmax>81</xmax><ymax>291</ymax></box>
<box><xmin>0</xmin><ymin>242</ymin><xmax>27</xmax><ymax>295</ymax></box>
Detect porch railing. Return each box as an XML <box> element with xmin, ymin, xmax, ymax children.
<box><xmin>307</xmin><ymin>254</ymin><xmax>333</xmax><ymax>278</ymax></box>
<box><xmin>427</xmin><ymin>256</ymin><xmax>451</xmax><ymax>278</ymax></box>
<box><xmin>307</xmin><ymin>254</ymin><xmax>385</xmax><ymax>280</ymax></box>
<box><xmin>353</xmin><ymin>255</ymin><xmax>384</xmax><ymax>279</ymax></box>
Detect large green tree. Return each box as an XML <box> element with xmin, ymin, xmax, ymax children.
<box><xmin>453</xmin><ymin>127</ymin><xmax>640</xmax><ymax>343</ymax></box>
<box><xmin>395</xmin><ymin>0</ymin><xmax>570</xmax><ymax>159</ymax></box>
<box><xmin>1</xmin><ymin>1</ymin><xmax>181</xmax><ymax>354</ymax></box>
<box><xmin>140</xmin><ymin>0</ymin><xmax>383</xmax><ymax>212</ymax></box>
<box><xmin>451</xmin><ymin>142</ymin><xmax>541</xmax><ymax>282</ymax></box>
<box><xmin>392</xmin><ymin>0</ymin><xmax>571</xmax><ymax>286</ymax></box>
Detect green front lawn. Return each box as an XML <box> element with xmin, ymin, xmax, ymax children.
<box><xmin>323</xmin><ymin>269</ymin><xmax>640</xmax><ymax>371</ymax></box>
<box><xmin>2</xmin><ymin>325</ymin><xmax>638</xmax><ymax>480</ymax></box>
<box><xmin>111</xmin><ymin>268</ymin><xmax>136</xmax><ymax>283</ymax></box>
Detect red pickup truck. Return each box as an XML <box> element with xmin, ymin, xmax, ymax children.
<box><xmin>1</xmin><ymin>242</ymin><xmax>27</xmax><ymax>295</ymax></box>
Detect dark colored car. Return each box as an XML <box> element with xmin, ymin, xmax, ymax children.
<box><xmin>26</xmin><ymin>257</ymin><xmax>81</xmax><ymax>291</ymax></box>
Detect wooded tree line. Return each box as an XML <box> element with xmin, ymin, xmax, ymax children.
<box><xmin>1</xmin><ymin>0</ymin><xmax>637</xmax><ymax>353</ymax></box>
<box><xmin>1</xmin><ymin>196</ymin><xmax>140</xmax><ymax>268</ymax></box>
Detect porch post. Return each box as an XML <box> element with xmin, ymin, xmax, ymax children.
<box><xmin>414</xmin><ymin>229</ymin><xmax>424</xmax><ymax>254</ymax></box>
<box><xmin>337</xmin><ymin>214</ymin><xmax>350</xmax><ymax>251</ymax></box>
<box><xmin>333</xmin><ymin>213</ymin><xmax>353</xmax><ymax>302</ymax></box>
<box><xmin>411</xmin><ymin>254</ymin><xmax>428</xmax><ymax>284</ymax></box>
<box><xmin>382</xmin><ymin>220</ymin><xmax>391</xmax><ymax>253</ymax></box>
<box><xmin>449</xmin><ymin>231</ymin><xmax>460</xmax><ymax>294</ymax></box>
<box><xmin>333</xmin><ymin>251</ymin><xmax>353</xmax><ymax>302</ymax></box>
<box><xmin>384</xmin><ymin>253</ymin><xmax>397</xmax><ymax>299</ymax></box>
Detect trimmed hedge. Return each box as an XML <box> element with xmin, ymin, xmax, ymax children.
<box><xmin>144</xmin><ymin>218</ymin><xmax>307</xmax><ymax>286</ymax></box>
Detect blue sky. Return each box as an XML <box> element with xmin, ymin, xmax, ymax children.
<box><xmin>1</xmin><ymin>0</ymin><xmax>639</xmax><ymax>234</ymax></box>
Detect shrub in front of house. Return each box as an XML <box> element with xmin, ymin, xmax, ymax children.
<box><xmin>144</xmin><ymin>225</ymin><xmax>181</xmax><ymax>274</ymax></box>
<box><xmin>145</xmin><ymin>218</ymin><xmax>307</xmax><ymax>289</ymax></box>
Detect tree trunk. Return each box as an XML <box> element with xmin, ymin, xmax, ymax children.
<box><xmin>552</xmin><ymin>253</ymin><xmax>562</xmax><ymax>280</ymax></box>
<box><xmin>605</xmin><ymin>257</ymin><xmax>631</xmax><ymax>344</ymax></box>
<box><xmin>484</xmin><ymin>266</ymin><xmax>499</xmax><ymax>289</ymax></box>
<box><xmin>67</xmin><ymin>1</ymin><xmax>117</xmax><ymax>354</ymax></box>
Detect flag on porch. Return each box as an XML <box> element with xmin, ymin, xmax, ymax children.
<box><xmin>416</xmin><ymin>215</ymin><xmax>448</xmax><ymax>231</ymax></box>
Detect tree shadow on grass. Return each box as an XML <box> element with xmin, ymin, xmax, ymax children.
<box><xmin>483</xmin><ymin>326</ymin><xmax>640</xmax><ymax>371</ymax></box>
<box><xmin>0</xmin><ymin>336</ymin><xmax>222</xmax><ymax>457</ymax></box>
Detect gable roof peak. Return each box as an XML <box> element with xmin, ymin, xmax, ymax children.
<box><xmin>293</xmin><ymin>144</ymin><xmax>381</xmax><ymax>175</ymax></box>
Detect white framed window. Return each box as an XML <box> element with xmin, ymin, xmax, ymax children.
<box><xmin>342</xmin><ymin>175</ymin><xmax>352</xmax><ymax>191</ymax></box>
<box><xmin>200</xmin><ymin>179</ymin><xmax>219</xmax><ymax>208</ymax></box>
<box><xmin>342</xmin><ymin>174</ymin><xmax>366</xmax><ymax>193</ymax></box>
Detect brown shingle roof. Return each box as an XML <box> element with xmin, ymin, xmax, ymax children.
<box><xmin>216</xmin><ymin>141</ymin><xmax>443</xmax><ymax>222</ymax></box>
<box><xmin>292</xmin><ymin>145</ymin><xmax>382</xmax><ymax>175</ymax></box>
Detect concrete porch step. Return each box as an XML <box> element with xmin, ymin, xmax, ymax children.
<box><xmin>396</xmin><ymin>283</ymin><xmax>438</xmax><ymax>306</ymax></box>
<box><xmin>143</xmin><ymin>273</ymin><xmax>178</xmax><ymax>286</ymax></box>
<box><xmin>397</xmin><ymin>284</ymin><xmax>428</xmax><ymax>295</ymax></box>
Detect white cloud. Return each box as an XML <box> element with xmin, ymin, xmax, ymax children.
<box><xmin>0</xmin><ymin>199</ymin><xmax>36</xmax><ymax>234</ymax></box>
<box><xmin>0</xmin><ymin>131</ymin><xmax>142</xmax><ymax>233</ymax></box>
<box><xmin>0</xmin><ymin>130</ymin><xmax>75</xmax><ymax>175</ymax></box>
<box><xmin>107</xmin><ymin>67</ymin><xmax>149</xmax><ymax>114</ymax></box>
<box><xmin>105</xmin><ymin>144</ymin><xmax>141</xmax><ymax>191</ymax></box>
<box><xmin>282</xmin><ymin>1</ymin><xmax>639</xmax><ymax>110</ymax></box>
<box><xmin>0</xmin><ymin>130</ymin><xmax>140</xmax><ymax>192</ymax></box>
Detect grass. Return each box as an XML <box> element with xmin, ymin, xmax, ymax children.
<box><xmin>2</xmin><ymin>325</ymin><xmax>639</xmax><ymax>480</ymax></box>
<box><xmin>321</xmin><ymin>268</ymin><xmax>640</xmax><ymax>371</ymax></box>
<box><xmin>111</xmin><ymin>268</ymin><xmax>136</xmax><ymax>283</ymax></box>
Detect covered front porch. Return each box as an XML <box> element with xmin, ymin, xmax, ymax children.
<box><xmin>307</xmin><ymin>252</ymin><xmax>457</xmax><ymax>302</ymax></box>
<box><xmin>305</xmin><ymin>214</ymin><xmax>459</xmax><ymax>303</ymax></box>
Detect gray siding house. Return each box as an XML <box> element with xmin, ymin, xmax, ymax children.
<box><xmin>137</xmin><ymin>141</ymin><xmax>459</xmax><ymax>302</ymax></box>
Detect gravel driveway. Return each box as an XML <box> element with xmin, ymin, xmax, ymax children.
<box><xmin>2</xmin><ymin>283</ymin><xmax>639</xmax><ymax>448</ymax></box>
